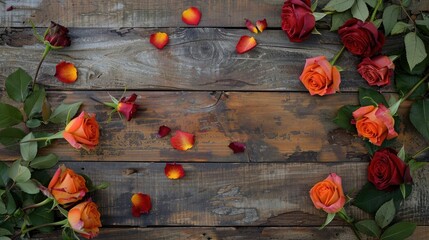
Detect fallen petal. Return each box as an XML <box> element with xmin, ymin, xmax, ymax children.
<box><xmin>236</xmin><ymin>36</ymin><xmax>257</xmax><ymax>54</ymax></box>
<box><xmin>6</xmin><ymin>6</ymin><xmax>14</xmax><ymax>11</ymax></box>
<box><xmin>229</xmin><ymin>142</ymin><xmax>246</xmax><ymax>153</ymax></box>
<box><xmin>245</xmin><ymin>19</ymin><xmax>258</xmax><ymax>33</ymax></box>
<box><xmin>182</xmin><ymin>7</ymin><xmax>201</xmax><ymax>25</ymax></box>
<box><xmin>131</xmin><ymin>193</ymin><xmax>152</xmax><ymax>217</ymax></box>
<box><xmin>164</xmin><ymin>163</ymin><xmax>185</xmax><ymax>180</ymax></box>
<box><xmin>157</xmin><ymin>125</ymin><xmax>171</xmax><ymax>138</ymax></box>
<box><xmin>171</xmin><ymin>130</ymin><xmax>195</xmax><ymax>151</ymax></box>
<box><xmin>150</xmin><ymin>32</ymin><xmax>169</xmax><ymax>49</ymax></box>
<box><xmin>256</xmin><ymin>19</ymin><xmax>267</xmax><ymax>32</ymax></box>
<box><xmin>55</xmin><ymin>61</ymin><xmax>78</xmax><ymax>84</ymax></box>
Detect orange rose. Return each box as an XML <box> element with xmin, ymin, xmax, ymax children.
<box><xmin>353</xmin><ymin>104</ymin><xmax>398</xmax><ymax>146</ymax></box>
<box><xmin>310</xmin><ymin>173</ymin><xmax>346</xmax><ymax>214</ymax></box>
<box><xmin>63</xmin><ymin>111</ymin><xmax>99</xmax><ymax>150</ymax></box>
<box><xmin>48</xmin><ymin>165</ymin><xmax>88</xmax><ymax>205</ymax></box>
<box><xmin>299</xmin><ymin>56</ymin><xmax>341</xmax><ymax>96</ymax></box>
<box><xmin>68</xmin><ymin>200</ymin><xmax>102</xmax><ymax>239</ymax></box>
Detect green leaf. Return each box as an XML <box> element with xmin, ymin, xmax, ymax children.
<box><xmin>323</xmin><ymin>0</ymin><xmax>355</xmax><ymax>12</ymax></box>
<box><xmin>48</xmin><ymin>102</ymin><xmax>82</xmax><ymax>124</ymax></box>
<box><xmin>391</xmin><ymin>22</ymin><xmax>411</xmax><ymax>35</ymax></box>
<box><xmin>0</xmin><ymin>200</ymin><xmax>7</xmax><ymax>214</ymax></box>
<box><xmin>311</xmin><ymin>0</ymin><xmax>318</xmax><ymax>12</ymax></box>
<box><xmin>30</xmin><ymin>154</ymin><xmax>59</xmax><ymax>169</ymax></box>
<box><xmin>395</xmin><ymin>74</ymin><xmax>427</xmax><ymax>100</ymax></box>
<box><xmin>351</xmin><ymin>0</ymin><xmax>369</xmax><ymax>21</ymax></box>
<box><xmin>333</xmin><ymin>105</ymin><xmax>359</xmax><ymax>132</ymax></box>
<box><xmin>20</xmin><ymin>133</ymin><xmax>38</xmax><ymax>161</ymax></box>
<box><xmin>372</xmin><ymin>19</ymin><xmax>382</xmax><ymax>28</ymax></box>
<box><xmin>400</xmin><ymin>184</ymin><xmax>406</xmax><ymax>199</ymax></box>
<box><xmin>397</xmin><ymin>146</ymin><xmax>405</xmax><ymax>161</ymax></box>
<box><xmin>0</xmin><ymin>237</ymin><xmax>12</xmax><ymax>240</ymax></box>
<box><xmin>416</xmin><ymin>19</ymin><xmax>429</xmax><ymax>35</ymax></box>
<box><xmin>0</xmin><ymin>228</ymin><xmax>12</xmax><ymax>236</ymax></box>
<box><xmin>16</xmin><ymin>180</ymin><xmax>40</xmax><ymax>194</ymax></box>
<box><xmin>24</xmin><ymin>87</ymin><xmax>46</xmax><ymax>119</ymax></box>
<box><xmin>405</xmin><ymin>32</ymin><xmax>428</xmax><ymax>71</ymax></box>
<box><xmin>5</xmin><ymin>192</ymin><xmax>16</xmax><ymax>214</ymax></box>
<box><xmin>359</xmin><ymin>87</ymin><xmax>388</xmax><ymax>106</ymax></box>
<box><xmin>331</xmin><ymin>11</ymin><xmax>353</xmax><ymax>31</ymax></box>
<box><xmin>410</xmin><ymin>99</ymin><xmax>429</xmax><ymax>141</ymax></box>
<box><xmin>0</xmin><ymin>162</ymin><xmax>9</xmax><ymax>188</ymax></box>
<box><xmin>382</xmin><ymin>5</ymin><xmax>401</xmax><ymax>35</ymax></box>
<box><xmin>402</xmin><ymin>0</ymin><xmax>411</xmax><ymax>7</ymax></box>
<box><xmin>363</xmin><ymin>0</ymin><xmax>377</xmax><ymax>8</ymax></box>
<box><xmin>319</xmin><ymin>213</ymin><xmax>336</xmax><ymax>229</ymax></box>
<box><xmin>313</xmin><ymin>12</ymin><xmax>327</xmax><ymax>21</ymax></box>
<box><xmin>380</xmin><ymin>222</ymin><xmax>416</xmax><ymax>240</ymax></box>
<box><xmin>355</xmin><ymin>219</ymin><xmax>381</xmax><ymax>238</ymax></box>
<box><xmin>0</xmin><ymin>128</ymin><xmax>26</xmax><ymax>147</ymax></box>
<box><xmin>375</xmin><ymin>199</ymin><xmax>396</xmax><ymax>228</ymax></box>
<box><xmin>5</xmin><ymin>68</ymin><xmax>32</xmax><ymax>102</ymax></box>
<box><xmin>408</xmin><ymin>160</ymin><xmax>427</xmax><ymax>172</ymax></box>
<box><xmin>26</xmin><ymin>119</ymin><xmax>42</xmax><ymax>128</ymax></box>
<box><xmin>28</xmin><ymin>205</ymin><xmax>55</xmax><ymax>233</ymax></box>
<box><xmin>42</xmin><ymin>99</ymin><xmax>52</xmax><ymax>122</ymax></box>
<box><xmin>0</xmin><ymin>103</ymin><xmax>23</xmax><ymax>128</ymax></box>
<box><xmin>7</xmin><ymin>161</ymin><xmax>31</xmax><ymax>183</ymax></box>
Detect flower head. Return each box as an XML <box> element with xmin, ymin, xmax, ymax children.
<box><xmin>68</xmin><ymin>200</ymin><xmax>102</xmax><ymax>239</ymax></box>
<box><xmin>117</xmin><ymin>94</ymin><xmax>139</xmax><ymax>121</ymax></box>
<box><xmin>48</xmin><ymin>165</ymin><xmax>88</xmax><ymax>205</ymax></box>
<box><xmin>310</xmin><ymin>173</ymin><xmax>346</xmax><ymax>214</ymax></box>
<box><xmin>44</xmin><ymin>21</ymin><xmax>71</xmax><ymax>48</ymax></box>
<box><xmin>299</xmin><ymin>56</ymin><xmax>341</xmax><ymax>96</ymax></box>
<box><xmin>63</xmin><ymin>112</ymin><xmax>100</xmax><ymax>150</ymax></box>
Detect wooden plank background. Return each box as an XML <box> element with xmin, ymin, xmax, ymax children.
<box><xmin>1</xmin><ymin>0</ymin><xmax>428</xmax><ymax>239</ymax></box>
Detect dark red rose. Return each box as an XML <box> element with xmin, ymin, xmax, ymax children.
<box><xmin>118</xmin><ymin>93</ymin><xmax>139</xmax><ymax>121</ymax></box>
<box><xmin>281</xmin><ymin>0</ymin><xmax>315</xmax><ymax>42</ymax></box>
<box><xmin>358</xmin><ymin>55</ymin><xmax>394</xmax><ymax>87</ymax></box>
<box><xmin>368</xmin><ymin>148</ymin><xmax>413</xmax><ymax>191</ymax></box>
<box><xmin>338</xmin><ymin>18</ymin><xmax>385</xmax><ymax>58</ymax></box>
<box><xmin>44</xmin><ymin>21</ymin><xmax>71</xmax><ymax>47</ymax></box>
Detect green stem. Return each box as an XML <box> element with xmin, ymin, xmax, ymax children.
<box><xmin>22</xmin><ymin>198</ymin><xmax>53</xmax><ymax>211</ymax></box>
<box><xmin>401</xmin><ymin>71</ymin><xmax>429</xmax><ymax>104</ymax></box>
<box><xmin>20</xmin><ymin>131</ymin><xmax>65</xmax><ymax>143</ymax></box>
<box><xmin>32</xmin><ymin>45</ymin><xmax>51</xmax><ymax>89</ymax></box>
<box><xmin>400</xmin><ymin>0</ymin><xmax>415</xmax><ymax>25</ymax></box>
<box><xmin>330</xmin><ymin>46</ymin><xmax>345</xmax><ymax>66</ymax></box>
<box><xmin>370</xmin><ymin>0</ymin><xmax>383</xmax><ymax>22</ymax></box>
<box><xmin>412</xmin><ymin>145</ymin><xmax>429</xmax><ymax>159</ymax></box>
<box><xmin>337</xmin><ymin>209</ymin><xmax>362</xmax><ymax>240</ymax></box>
<box><xmin>21</xmin><ymin>219</ymin><xmax>68</xmax><ymax>235</ymax></box>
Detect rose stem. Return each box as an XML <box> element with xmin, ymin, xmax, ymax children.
<box><xmin>32</xmin><ymin>45</ymin><xmax>51</xmax><ymax>89</ymax></box>
<box><xmin>370</xmin><ymin>0</ymin><xmax>383</xmax><ymax>22</ymax></box>
<box><xmin>413</xmin><ymin>145</ymin><xmax>429</xmax><ymax>159</ymax></box>
<box><xmin>401</xmin><ymin>71</ymin><xmax>429</xmax><ymax>103</ymax></box>
<box><xmin>20</xmin><ymin>219</ymin><xmax>68</xmax><ymax>235</ymax></box>
<box><xmin>330</xmin><ymin>46</ymin><xmax>345</xmax><ymax>66</ymax></box>
<box><xmin>22</xmin><ymin>198</ymin><xmax>53</xmax><ymax>211</ymax></box>
<box><xmin>400</xmin><ymin>0</ymin><xmax>415</xmax><ymax>25</ymax></box>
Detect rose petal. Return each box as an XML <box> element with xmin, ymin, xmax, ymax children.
<box><xmin>150</xmin><ymin>32</ymin><xmax>169</xmax><ymax>49</ymax></box>
<box><xmin>131</xmin><ymin>193</ymin><xmax>152</xmax><ymax>217</ymax></box>
<box><xmin>170</xmin><ymin>130</ymin><xmax>195</xmax><ymax>151</ymax></box>
<box><xmin>55</xmin><ymin>61</ymin><xmax>78</xmax><ymax>84</ymax></box>
<box><xmin>236</xmin><ymin>36</ymin><xmax>257</xmax><ymax>54</ymax></box>
<box><xmin>256</xmin><ymin>19</ymin><xmax>267</xmax><ymax>32</ymax></box>
<box><xmin>157</xmin><ymin>125</ymin><xmax>171</xmax><ymax>138</ymax></box>
<box><xmin>6</xmin><ymin>6</ymin><xmax>14</xmax><ymax>11</ymax></box>
<box><xmin>182</xmin><ymin>7</ymin><xmax>201</xmax><ymax>25</ymax></box>
<box><xmin>228</xmin><ymin>142</ymin><xmax>246</xmax><ymax>153</ymax></box>
<box><xmin>245</xmin><ymin>19</ymin><xmax>258</xmax><ymax>33</ymax></box>
<box><xmin>164</xmin><ymin>163</ymin><xmax>185</xmax><ymax>180</ymax></box>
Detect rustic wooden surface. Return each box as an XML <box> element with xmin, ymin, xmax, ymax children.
<box><xmin>1</xmin><ymin>0</ymin><xmax>428</xmax><ymax>239</ymax></box>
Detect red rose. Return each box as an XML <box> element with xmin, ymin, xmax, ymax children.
<box><xmin>44</xmin><ymin>21</ymin><xmax>71</xmax><ymax>47</ymax></box>
<box><xmin>368</xmin><ymin>148</ymin><xmax>413</xmax><ymax>191</ymax></box>
<box><xmin>358</xmin><ymin>55</ymin><xmax>395</xmax><ymax>87</ymax></box>
<box><xmin>281</xmin><ymin>0</ymin><xmax>315</xmax><ymax>42</ymax></box>
<box><xmin>338</xmin><ymin>18</ymin><xmax>384</xmax><ymax>58</ymax></box>
<box><xmin>117</xmin><ymin>93</ymin><xmax>139</xmax><ymax>121</ymax></box>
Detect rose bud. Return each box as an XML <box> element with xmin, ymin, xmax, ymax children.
<box><xmin>63</xmin><ymin>112</ymin><xmax>100</xmax><ymax>150</ymax></box>
<box><xmin>44</xmin><ymin>21</ymin><xmax>71</xmax><ymax>48</ymax></box>
<box><xmin>48</xmin><ymin>165</ymin><xmax>88</xmax><ymax>205</ymax></box>
<box><xmin>281</xmin><ymin>0</ymin><xmax>315</xmax><ymax>42</ymax></box>
<box><xmin>117</xmin><ymin>94</ymin><xmax>139</xmax><ymax>121</ymax></box>
<box><xmin>310</xmin><ymin>173</ymin><xmax>346</xmax><ymax>214</ymax></box>
<box><xmin>357</xmin><ymin>55</ymin><xmax>395</xmax><ymax>87</ymax></box>
<box><xmin>68</xmin><ymin>200</ymin><xmax>102</xmax><ymax>239</ymax></box>
<box><xmin>299</xmin><ymin>56</ymin><xmax>341</xmax><ymax>96</ymax></box>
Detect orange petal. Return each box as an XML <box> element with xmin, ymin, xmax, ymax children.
<box><xmin>170</xmin><ymin>130</ymin><xmax>195</xmax><ymax>151</ymax></box>
<box><xmin>182</xmin><ymin>7</ymin><xmax>201</xmax><ymax>25</ymax></box>
<box><xmin>150</xmin><ymin>32</ymin><xmax>169</xmax><ymax>49</ymax></box>
<box><xmin>245</xmin><ymin>19</ymin><xmax>258</xmax><ymax>34</ymax></box>
<box><xmin>55</xmin><ymin>61</ymin><xmax>78</xmax><ymax>84</ymax></box>
<box><xmin>236</xmin><ymin>36</ymin><xmax>257</xmax><ymax>54</ymax></box>
<box><xmin>131</xmin><ymin>193</ymin><xmax>152</xmax><ymax>217</ymax></box>
<box><xmin>256</xmin><ymin>19</ymin><xmax>267</xmax><ymax>32</ymax></box>
<box><xmin>164</xmin><ymin>163</ymin><xmax>185</xmax><ymax>180</ymax></box>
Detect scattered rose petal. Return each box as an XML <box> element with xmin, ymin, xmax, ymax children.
<box><xmin>6</xmin><ymin>6</ymin><xmax>14</xmax><ymax>11</ymax></box>
<box><xmin>182</xmin><ymin>7</ymin><xmax>201</xmax><ymax>25</ymax></box>
<box><xmin>171</xmin><ymin>130</ymin><xmax>195</xmax><ymax>151</ymax></box>
<box><xmin>256</xmin><ymin>19</ymin><xmax>267</xmax><ymax>32</ymax></box>
<box><xmin>55</xmin><ymin>61</ymin><xmax>78</xmax><ymax>84</ymax></box>
<box><xmin>164</xmin><ymin>163</ymin><xmax>185</xmax><ymax>180</ymax></box>
<box><xmin>158</xmin><ymin>125</ymin><xmax>171</xmax><ymax>138</ymax></box>
<box><xmin>229</xmin><ymin>142</ymin><xmax>246</xmax><ymax>153</ymax></box>
<box><xmin>150</xmin><ymin>32</ymin><xmax>169</xmax><ymax>49</ymax></box>
<box><xmin>131</xmin><ymin>193</ymin><xmax>152</xmax><ymax>217</ymax></box>
<box><xmin>236</xmin><ymin>36</ymin><xmax>257</xmax><ymax>54</ymax></box>
<box><xmin>245</xmin><ymin>19</ymin><xmax>258</xmax><ymax>33</ymax></box>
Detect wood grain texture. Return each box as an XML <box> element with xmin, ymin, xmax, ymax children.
<box><xmin>0</xmin><ymin>91</ymin><xmax>425</xmax><ymax>162</ymax></box>
<box><xmin>35</xmin><ymin>161</ymin><xmax>429</xmax><ymax>226</ymax></box>
<box><xmin>0</xmin><ymin>28</ymin><xmax>401</xmax><ymax>91</ymax></box>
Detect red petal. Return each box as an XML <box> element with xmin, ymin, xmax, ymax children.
<box><xmin>6</xmin><ymin>6</ymin><xmax>14</xmax><ymax>11</ymax></box>
<box><xmin>256</xmin><ymin>19</ymin><xmax>267</xmax><ymax>32</ymax></box>
<box><xmin>157</xmin><ymin>125</ymin><xmax>171</xmax><ymax>138</ymax></box>
<box><xmin>170</xmin><ymin>130</ymin><xmax>195</xmax><ymax>151</ymax></box>
<box><xmin>150</xmin><ymin>32</ymin><xmax>169</xmax><ymax>49</ymax></box>
<box><xmin>182</xmin><ymin>7</ymin><xmax>201</xmax><ymax>25</ymax></box>
<box><xmin>55</xmin><ymin>61</ymin><xmax>78</xmax><ymax>83</ymax></box>
<box><xmin>164</xmin><ymin>163</ymin><xmax>185</xmax><ymax>180</ymax></box>
<box><xmin>229</xmin><ymin>142</ymin><xmax>246</xmax><ymax>153</ymax></box>
<box><xmin>245</xmin><ymin>19</ymin><xmax>258</xmax><ymax>34</ymax></box>
<box><xmin>131</xmin><ymin>193</ymin><xmax>152</xmax><ymax>217</ymax></box>
<box><xmin>236</xmin><ymin>36</ymin><xmax>257</xmax><ymax>54</ymax></box>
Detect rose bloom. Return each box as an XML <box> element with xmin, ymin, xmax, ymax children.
<box><xmin>338</xmin><ymin>18</ymin><xmax>385</xmax><ymax>58</ymax></box>
<box><xmin>281</xmin><ymin>0</ymin><xmax>315</xmax><ymax>42</ymax></box>
<box><xmin>48</xmin><ymin>165</ymin><xmax>88</xmax><ymax>205</ymax></box>
<box><xmin>353</xmin><ymin>104</ymin><xmax>398</xmax><ymax>146</ymax></box>
<box><xmin>299</xmin><ymin>56</ymin><xmax>341</xmax><ymax>96</ymax></box>
<box><xmin>44</xmin><ymin>21</ymin><xmax>71</xmax><ymax>47</ymax></box>
<box><xmin>118</xmin><ymin>93</ymin><xmax>139</xmax><ymax>121</ymax></box>
<box><xmin>368</xmin><ymin>148</ymin><xmax>413</xmax><ymax>191</ymax></box>
<box><xmin>357</xmin><ymin>55</ymin><xmax>395</xmax><ymax>87</ymax></box>
<box><xmin>68</xmin><ymin>200</ymin><xmax>102</xmax><ymax>239</ymax></box>
<box><xmin>63</xmin><ymin>112</ymin><xmax>100</xmax><ymax>150</ymax></box>
<box><xmin>310</xmin><ymin>173</ymin><xmax>346</xmax><ymax>214</ymax></box>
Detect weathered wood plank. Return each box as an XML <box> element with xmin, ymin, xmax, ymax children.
<box><xmin>0</xmin><ymin>91</ymin><xmax>425</xmax><ymax>162</ymax></box>
<box><xmin>37</xmin><ymin>161</ymin><xmax>429</xmax><ymax>226</ymax></box>
<box><xmin>0</xmin><ymin>28</ymin><xmax>401</xmax><ymax>91</ymax></box>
